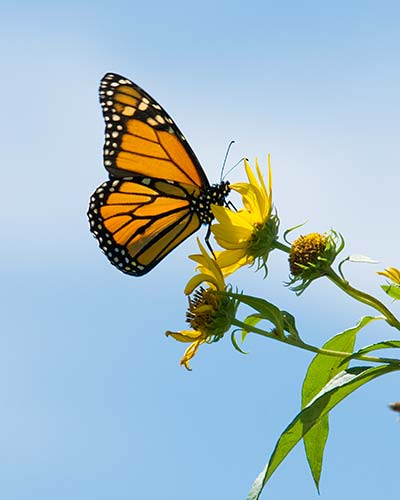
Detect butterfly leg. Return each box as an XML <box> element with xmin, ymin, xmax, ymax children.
<box><xmin>205</xmin><ymin>225</ymin><xmax>217</xmax><ymax>259</ymax></box>
<box><xmin>226</xmin><ymin>200</ymin><xmax>237</xmax><ymax>212</ymax></box>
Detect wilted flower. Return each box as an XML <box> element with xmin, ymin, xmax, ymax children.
<box><xmin>166</xmin><ymin>240</ymin><xmax>238</xmax><ymax>370</ymax></box>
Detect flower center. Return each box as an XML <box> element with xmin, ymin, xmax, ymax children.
<box><xmin>186</xmin><ymin>286</ymin><xmax>237</xmax><ymax>341</ymax></box>
<box><xmin>289</xmin><ymin>233</ymin><xmax>327</xmax><ymax>276</ymax></box>
<box><xmin>186</xmin><ymin>287</ymin><xmax>220</xmax><ymax>332</ymax></box>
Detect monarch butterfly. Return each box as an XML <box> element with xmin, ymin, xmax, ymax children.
<box><xmin>88</xmin><ymin>73</ymin><xmax>230</xmax><ymax>276</ymax></box>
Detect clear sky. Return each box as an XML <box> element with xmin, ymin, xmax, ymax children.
<box><xmin>2</xmin><ymin>1</ymin><xmax>400</xmax><ymax>499</ymax></box>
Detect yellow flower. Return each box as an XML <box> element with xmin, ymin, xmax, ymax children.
<box><xmin>377</xmin><ymin>267</ymin><xmax>400</xmax><ymax>285</ymax></box>
<box><xmin>166</xmin><ymin>240</ymin><xmax>237</xmax><ymax>370</ymax></box>
<box><xmin>211</xmin><ymin>156</ymin><xmax>278</xmax><ymax>276</ymax></box>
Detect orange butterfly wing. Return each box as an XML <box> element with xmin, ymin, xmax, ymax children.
<box><xmin>88</xmin><ymin>177</ymin><xmax>203</xmax><ymax>276</ymax></box>
<box><xmin>99</xmin><ymin>73</ymin><xmax>209</xmax><ymax>188</ymax></box>
<box><xmin>88</xmin><ymin>73</ymin><xmax>229</xmax><ymax>276</ymax></box>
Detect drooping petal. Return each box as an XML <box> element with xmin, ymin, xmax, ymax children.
<box><xmin>185</xmin><ymin>273</ymin><xmax>220</xmax><ymax>294</ymax></box>
<box><xmin>166</xmin><ymin>329</ymin><xmax>203</xmax><ymax>342</ymax></box>
<box><xmin>180</xmin><ymin>340</ymin><xmax>204</xmax><ymax>370</ymax></box>
<box><xmin>186</xmin><ymin>239</ymin><xmax>226</xmax><ymax>292</ymax></box>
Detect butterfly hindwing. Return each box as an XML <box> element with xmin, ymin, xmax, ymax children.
<box><xmin>88</xmin><ymin>177</ymin><xmax>202</xmax><ymax>276</ymax></box>
<box><xmin>99</xmin><ymin>73</ymin><xmax>209</xmax><ymax>189</ymax></box>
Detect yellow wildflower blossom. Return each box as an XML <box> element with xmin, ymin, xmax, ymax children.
<box><xmin>211</xmin><ymin>156</ymin><xmax>278</xmax><ymax>276</ymax></box>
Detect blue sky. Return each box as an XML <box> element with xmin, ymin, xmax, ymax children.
<box><xmin>2</xmin><ymin>1</ymin><xmax>400</xmax><ymax>499</ymax></box>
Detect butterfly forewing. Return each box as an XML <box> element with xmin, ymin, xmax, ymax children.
<box><xmin>99</xmin><ymin>73</ymin><xmax>209</xmax><ymax>188</ymax></box>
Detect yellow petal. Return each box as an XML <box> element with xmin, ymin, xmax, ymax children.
<box><xmin>216</xmin><ymin>248</ymin><xmax>247</xmax><ymax>268</ymax></box>
<box><xmin>219</xmin><ymin>254</ymin><xmax>252</xmax><ymax>276</ymax></box>
<box><xmin>267</xmin><ymin>154</ymin><xmax>273</xmax><ymax>201</ymax></box>
<box><xmin>185</xmin><ymin>273</ymin><xmax>219</xmax><ymax>295</ymax></box>
<box><xmin>231</xmin><ymin>157</ymin><xmax>273</xmax><ymax>222</ymax></box>
<box><xmin>231</xmin><ymin>183</ymin><xmax>264</xmax><ymax>222</ymax></box>
<box><xmin>180</xmin><ymin>340</ymin><xmax>204</xmax><ymax>370</ymax></box>
<box><xmin>377</xmin><ymin>267</ymin><xmax>400</xmax><ymax>284</ymax></box>
<box><xmin>212</xmin><ymin>204</ymin><xmax>254</xmax><ymax>231</ymax></box>
<box><xmin>255</xmin><ymin>157</ymin><xmax>268</xmax><ymax>200</ymax></box>
<box><xmin>212</xmin><ymin>223</ymin><xmax>252</xmax><ymax>246</ymax></box>
<box><xmin>197</xmin><ymin>239</ymin><xmax>222</xmax><ymax>273</ymax></box>
<box><xmin>166</xmin><ymin>329</ymin><xmax>203</xmax><ymax>343</ymax></box>
<box><xmin>194</xmin><ymin>304</ymin><xmax>214</xmax><ymax>314</ymax></box>
<box><xmin>213</xmin><ymin>236</ymin><xmax>249</xmax><ymax>250</ymax></box>
<box><xmin>244</xmin><ymin>158</ymin><xmax>258</xmax><ymax>187</ymax></box>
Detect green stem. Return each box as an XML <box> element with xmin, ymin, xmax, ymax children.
<box><xmin>232</xmin><ymin>318</ymin><xmax>400</xmax><ymax>366</ymax></box>
<box><xmin>326</xmin><ymin>268</ymin><xmax>400</xmax><ymax>331</ymax></box>
<box><xmin>272</xmin><ymin>240</ymin><xmax>291</xmax><ymax>253</ymax></box>
<box><xmin>272</xmin><ymin>237</ymin><xmax>400</xmax><ymax>331</ymax></box>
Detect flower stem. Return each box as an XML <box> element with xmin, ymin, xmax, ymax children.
<box><xmin>326</xmin><ymin>268</ymin><xmax>400</xmax><ymax>331</ymax></box>
<box><xmin>231</xmin><ymin>318</ymin><xmax>400</xmax><ymax>365</ymax></box>
<box><xmin>271</xmin><ymin>238</ymin><xmax>400</xmax><ymax>331</ymax></box>
<box><xmin>272</xmin><ymin>240</ymin><xmax>291</xmax><ymax>253</ymax></box>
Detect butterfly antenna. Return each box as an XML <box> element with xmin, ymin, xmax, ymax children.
<box><xmin>220</xmin><ymin>140</ymin><xmax>235</xmax><ymax>182</ymax></box>
<box><xmin>222</xmin><ymin>157</ymin><xmax>248</xmax><ymax>180</ymax></box>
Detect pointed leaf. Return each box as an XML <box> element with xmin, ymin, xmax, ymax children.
<box><xmin>281</xmin><ymin>311</ymin><xmax>300</xmax><ymax>338</ymax></box>
<box><xmin>229</xmin><ymin>293</ymin><xmax>285</xmax><ymax>336</ymax></box>
<box><xmin>242</xmin><ymin>314</ymin><xmax>263</xmax><ymax>342</ymax></box>
<box><xmin>302</xmin><ymin>316</ymin><xmax>381</xmax><ymax>404</ymax></box>
<box><xmin>231</xmin><ymin>331</ymin><xmax>249</xmax><ymax>354</ymax></box>
<box><xmin>302</xmin><ymin>418</ymin><xmax>327</xmax><ymax>494</ymax></box>
<box><xmin>302</xmin><ymin>316</ymin><xmax>381</xmax><ymax>490</ymax></box>
<box><xmin>283</xmin><ymin>221</ymin><xmax>307</xmax><ymax>244</ymax></box>
<box><xmin>247</xmin><ymin>364</ymin><xmax>400</xmax><ymax>500</ymax></box>
<box><xmin>382</xmin><ymin>284</ymin><xmax>400</xmax><ymax>301</ymax></box>
<box><xmin>341</xmin><ymin>339</ymin><xmax>400</xmax><ymax>364</ymax></box>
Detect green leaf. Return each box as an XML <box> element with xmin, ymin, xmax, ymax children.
<box><xmin>301</xmin><ymin>418</ymin><xmax>328</xmax><ymax>493</ymax></box>
<box><xmin>247</xmin><ymin>364</ymin><xmax>400</xmax><ymax>500</ymax></box>
<box><xmin>283</xmin><ymin>221</ymin><xmax>307</xmax><ymax>244</ymax></box>
<box><xmin>231</xmin><ymin>331</ymin><xmax>249</xmax><ymax>354</ymax></box>
<box><xmin>241</xmin><ymin>314</ymin><xmax>263</xmax><ymax>342</ymax></box>
<box><xmin>382</xmin><ymin>284</ymin><xmax>400</xmax><ymax>300</ymax></box>
<box><xmin>229</xmin><ymin>293</ymin><xmax>285</xmax><ymax>336</ymax></box>
<box><xmin>341</xmin><ymin>339</ymin><xmax>400</xmax><ymax>364</ymax></box>
<box><xmin>301</xmin><ymin>316</ymin><xmax>381</xmax><ymax>490</ymax></box>
<box><xmin>281</xmin><ymin>311</ymin><xmax>300</xmax><ymax>338</ymax></box>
